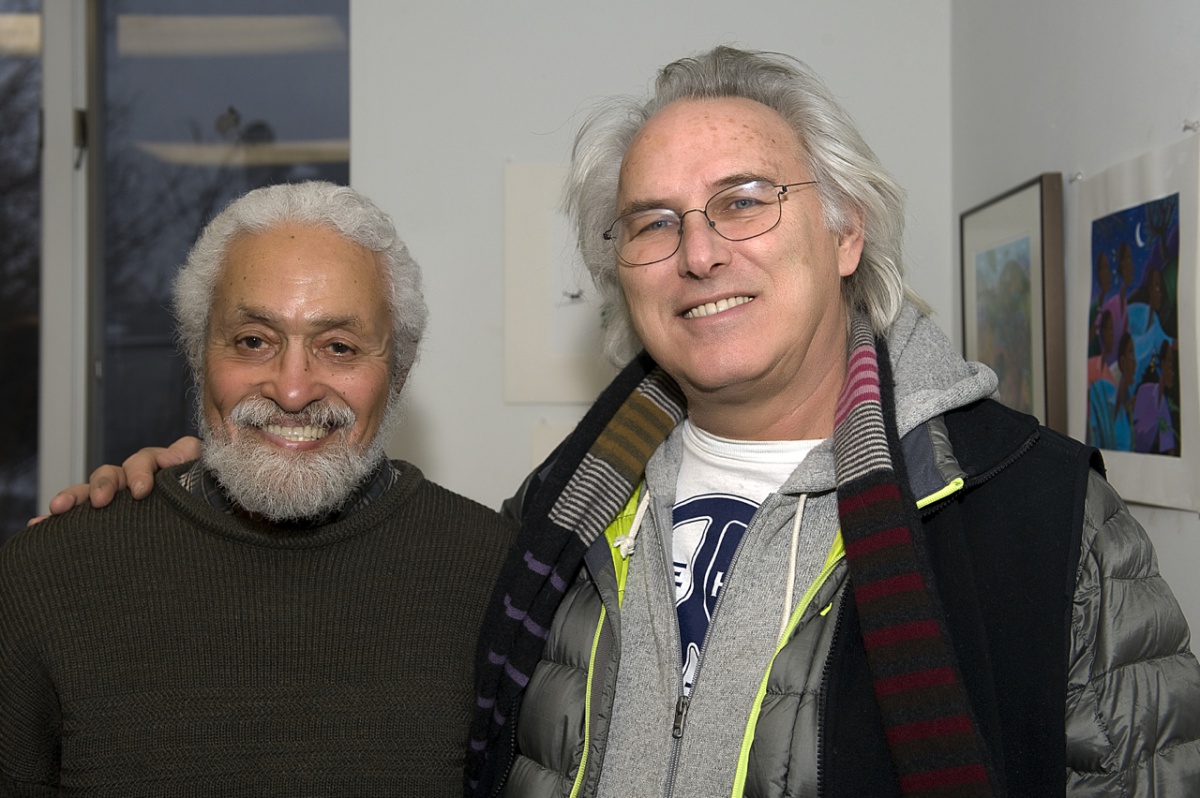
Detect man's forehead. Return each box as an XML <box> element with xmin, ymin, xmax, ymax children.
<box><xmin>220</xmin><ymin>224</ymin><xmax>380</xmax><ymax>280</ymax></box>
<box><xmin>633</xmin><ymin>96</ymin><xmax>798</xmax><ymax>143</ymax></box>
<box><xmin>223</xmin><ymin>302</ymin><xmax>371</xmax><ymax>330</ymax></box>
<box><xmin>617</xmin><ymin>97</ymin><xmax>808</xmax><ymax>202</ymax></box>
<box><xmin>211</xmin><ymin>224</ymin><xmax>391</xmax><ymax>328</ymax></box>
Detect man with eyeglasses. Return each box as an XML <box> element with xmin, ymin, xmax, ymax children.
<box><xmin>38</xmin><ymin>47</ymin><xmax>1200</xmax><ymax>797</ymax></box>
<box><xmin>464</xmin><ymin>47</ymin><xmax>1200</xmax><ymax>797</ymax></box>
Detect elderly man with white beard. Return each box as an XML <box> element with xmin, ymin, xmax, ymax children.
<box><xmin>0</xmin><ymin>181</ymin><xmax>516</xmax><ymax>797</ymax></box>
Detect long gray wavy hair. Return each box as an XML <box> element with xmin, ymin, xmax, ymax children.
<box><xmin>564</xmin><ymin>46</ymin><xmax>920</xmax><ymax>365</ymax></box>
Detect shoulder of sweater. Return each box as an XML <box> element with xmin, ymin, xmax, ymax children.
<box><xmin>390</xmin><ymin>461</ymin><xmax>504</xmax><ymax>517</ymax></box>
<box><xmin>384</xmin><ymin>460</ymin><xmax>518</xmax><ymax>539</ymax></box>
<box><xmin>0</xmin><ymin>483</ymin><xmax>183</xmax><ymax>587</ymax></box>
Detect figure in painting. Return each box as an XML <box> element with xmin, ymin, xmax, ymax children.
<box><xmin>1086</xmin><ymin>196</ymin><xmax>1181</xmax><ymax>457</ymax></box>
<box><xmin>1132</xmin><ymin>338</ymin><xmax>1180</xmax><ymax>456</ymax></box>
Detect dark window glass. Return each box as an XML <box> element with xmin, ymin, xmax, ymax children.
<box><xmin>94</xmin><ymin>0</ymin><xmax>349</xmax><ymax>467</ymax></box>
<box><xmin>0</xmin><ymin>1</ymin><xmax>41</xmax><ymax>541</ymax></box>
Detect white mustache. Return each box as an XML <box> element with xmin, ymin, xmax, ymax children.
<box><xmin>228</xmin><ymin>396</ymin><xmax>356</xmax><ymax>431</ymax></box>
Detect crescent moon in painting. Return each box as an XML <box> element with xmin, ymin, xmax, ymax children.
<box><xmin>1135</xmin><ymin>222</ymin><xmax>1145</xmax><ymax>247</ymax></box>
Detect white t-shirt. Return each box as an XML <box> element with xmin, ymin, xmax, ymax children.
<box><xmin>671</xmin><ymin>419</ymin><xmax>820</xmax><ymax>694</ymax></box>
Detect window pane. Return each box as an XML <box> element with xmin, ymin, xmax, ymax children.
<box><xmin>95</xmin><ymin>0</ymin><xmax>349</xmax><ymax>468</ymax></box>
<box><xmin>0</xmin><ymin>1</ymin><xmax>41</xmax><ymax>541</ymax></box>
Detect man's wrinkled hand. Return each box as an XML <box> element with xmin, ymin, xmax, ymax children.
<box><xmin>28</xmin><ymin>435</ymin><xmax>203</xmax><ymax>524</ymax></box>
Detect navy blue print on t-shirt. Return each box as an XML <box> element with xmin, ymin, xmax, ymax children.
<box><xmin>673</xmin><ymin>493</ymin><xmax>758</xmax><ymax>694</ymax></box>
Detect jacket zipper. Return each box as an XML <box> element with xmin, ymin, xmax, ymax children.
<box><xmin>487</xmin><ymin>696</ymin><xmax>520</xmax><ymax>798</ymax></box>
<box><xmin>962</xmin><ymin>429</ymin><xmax>1039</xmax><ymax>489</ymax></box>
<box><xmin>672</xmin><ymin>695</ymin><xmax>690</xmax><ymax>738</ymax></box>
<box><xmin>814</xmin><ymin>594</ymin><xmax>847</xmax><ymax>798</ymax></box>
<box><xmin>567</xmin><ymin>604</ymin><xmax>609</xmax><ymax>798</ymax></box>
<box><xmin>662</xmin><ymin>493</ymin><xmax>762</xmax><ymax>796</ymax></box>
<box><xmin>661</xmin><ymin>496</ymin><xmax>690</xmax><ymax>796</ymax></box>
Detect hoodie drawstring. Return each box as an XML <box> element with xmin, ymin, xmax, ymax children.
<box><xmin>780</xmin><ymin>494</ymin><xmax>807</xmax><ymax>642</ymax></box>
<box><xmin>613</xmin><ymin>490</ymin><xmax>650</xmax><ymax>560</ymax></box>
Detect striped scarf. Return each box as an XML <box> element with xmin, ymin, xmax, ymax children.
<box><xmin>466</xmin><ymin>353</ymin><xmax>685</xmax><ymax>795</ymax></box>
<box><xmin>835</xmin><ymin>317</ymin><xmax>997</xmax><ymax>797</ymax></box>
<box><xmin>467</xmin><ymin>319</ymin><xmax>998</xmax><ymax>796</ymax></box>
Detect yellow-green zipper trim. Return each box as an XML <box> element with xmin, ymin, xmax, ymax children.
<box><xmin>917</xmin><ymin>477</ymin><xmax>964</xmax><ymax>509</ymax></box>
<box><xmin>569</xmin><ymin>604</ymin><xmax>608</xmax><ymax>798</ymax></box>
<box><xmin>570</xmin><ymin>487</ymin><xmax>643</xmax><ymax>798</ymax></box>
<box><xmin>606</xmin><ymin>486</ymin><xmax>643</xmax><ymax>609</ymax></box>
<box><xmin>731</xmin><ymin>529</ymin><xmax>845</xmax><ymax>796</ymax></box>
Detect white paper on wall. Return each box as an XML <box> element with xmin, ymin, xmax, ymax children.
<box><xmin>503</xmin><ymin>162</ymin><xmax>617</xmax><ymax>404</ymax></box>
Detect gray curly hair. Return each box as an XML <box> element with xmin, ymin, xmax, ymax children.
<box><xmin>564</xmin><ymin>46</ymin><xmax>919</xmax><ymax>364</ymax></box>
<box><xmin>173</xmin><ymin>181</ymin><xmax>427</xmax><ymax>394</ymax></box>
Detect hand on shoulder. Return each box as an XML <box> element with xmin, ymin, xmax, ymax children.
<box><xmin>28</xmin><ymin>436</ymin><xmax>203</xmax><ymax>524</ymax></box>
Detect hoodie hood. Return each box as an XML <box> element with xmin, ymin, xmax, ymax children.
<box><xmin>887</xmin><ymin>301</ymin><xmax>999</xmax><ymax>439</ymax></box>
<box><xmin>774</xmin><ymin>301</ymin><xmax>998</xmax><ymax>496</ymax></box>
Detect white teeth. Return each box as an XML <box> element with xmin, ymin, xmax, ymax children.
<box><xmin>684</xmin><ymin>295</ymin><xmax>753</xmax><ymax>319</ymax></box>
<box><xmin>263</xmin><ymin>424</ymin><xmax>328</xmax><ymax>442</ymax></box>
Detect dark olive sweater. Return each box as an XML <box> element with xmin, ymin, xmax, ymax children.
<box><xmin>0</xmin><ymin>461</ymin><xmax>516</xmax><ymax>796</ymax></box>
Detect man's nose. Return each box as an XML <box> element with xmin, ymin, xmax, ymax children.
<box><xmin>260</xmin><ymin>343</ymin><xmax>327</xmax><ymax>412</ymax></box>
<box><xmin>676</xmin><ymin>209</ymin><xmax>728</xmax><ymax>278</ymax></box>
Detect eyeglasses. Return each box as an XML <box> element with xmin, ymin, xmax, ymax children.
<box><xmin>602</xmin><ymin>180</ymin><xmax>817</xmax><ymax>266</ymax></box>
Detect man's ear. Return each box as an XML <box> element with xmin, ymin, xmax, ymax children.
<box><xmin>837</xmin><ymin>217</ymin><xmax>865</xmax><ymax>278</ymax></box>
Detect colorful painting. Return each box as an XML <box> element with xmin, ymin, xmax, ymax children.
<box><xmin>974</xmin><ymin>236</ymin><xmax>1033</xmax><ymax>414</ymax></box>
<box><xmin>1085</xmin><ymin>193</ymin><xmax>1181</xmax><ymax>457</ymax></box>
<box><xmin>960</xmin><ymin>174</ymin><xmax>1065</xmax><ymax>432</ymax></box>
<box><xmin>1072</xmin><ymin>136</ymin><xmax>1199</xmax><ymax>512</ymax></box>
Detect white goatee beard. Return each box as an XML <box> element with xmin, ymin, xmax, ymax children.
<box><xmin>199</xmin><ymin>394</ymin><xmax>393</xmax><ymax>523</ymax></box>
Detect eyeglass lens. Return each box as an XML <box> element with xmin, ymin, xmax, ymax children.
<box><xmin>606</xmin><ymin>180</ymin><xmax>788</xmax><ymax>266</ymax></box>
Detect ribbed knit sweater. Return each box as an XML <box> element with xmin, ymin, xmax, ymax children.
<box><xmin>0</xmin><ymin>461</ymin><xmax>516</xmax><ymax>797</ymax></box>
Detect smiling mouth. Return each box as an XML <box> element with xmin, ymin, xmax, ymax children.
<box><xmin>683</xmin><ymin>295</ymin><xmax>754</xmax><ymax>319</ymax></box>
<box><xmin>262</xmin><ymin>423</ymin><xmax>333</xmax><ymax>443</ymax></box>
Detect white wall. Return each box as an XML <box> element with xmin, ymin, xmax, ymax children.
<box><xmin>952</xmin><ymin>0</ymin><xmax>1200</xmax><ymax>630</ymax></box>
<box><xmin>351</xmin><ymin>0</ymin><xmax>953</xmax><ymax>509</ymax></box>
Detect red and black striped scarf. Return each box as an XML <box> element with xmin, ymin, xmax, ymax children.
<box><xmin>834</xmin><ymin>316</ymin><xmax>997</xmax><ymax>797</ymax></box>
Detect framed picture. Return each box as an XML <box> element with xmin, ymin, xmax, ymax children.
<box><xmin>960</xmin><ymin>173</ymin><xmax>1066</xmax><ymax>432</ymax></box>
<box><xmin>1070</xmin><ymin>137</ymin><xmax>1198</xmax><ymax>512</ymax></box>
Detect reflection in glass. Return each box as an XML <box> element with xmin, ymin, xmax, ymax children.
<box><xmin>0</xmin><ymin>0</ymin><xmax>41</xmax><ymax>541</ymax></box>
<box><xmin>95</xmin><ymin>0</ymin><xmax>349</xmax><ymax>468</ymax></box>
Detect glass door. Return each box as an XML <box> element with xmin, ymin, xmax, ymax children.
<box><xmin>91</xmin><ymin>0</ymin><xmax>349</xmax><ymax>467</ymax></box>
<box><xmin>0</xmin><ymin>1</ymin><xmax>41</xmax><ymax>541</ymax></box>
